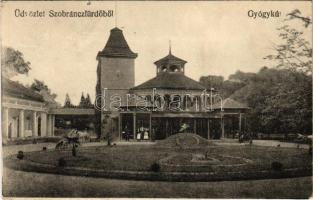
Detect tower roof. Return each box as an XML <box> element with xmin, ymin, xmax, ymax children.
<box><xmin>154</xmin><ymin>52</ymin><xmax>187</xmax><ymax>66</ymax></box>
<box><xmin>98</xmin><ymin>27</ymin><xmax>137</xmax><ymax>58</ymax></box>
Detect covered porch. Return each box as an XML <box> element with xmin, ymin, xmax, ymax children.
<box><xmin>2</xmin><ymin>97</ymin><xmax>55</xmax><ymax>141</ymax></box>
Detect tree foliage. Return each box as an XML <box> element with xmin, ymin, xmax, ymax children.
<box><xmin>231</xmin><ymin>67</ymin><xmax>311</xmax><ymax>135</ymax></box>
<box><xmin>64</xmin><ymin>93</ymin><xmax>74</xmax><ymax>108</ymax></box>
<box><xmin>30</xmin><ymin>79</ymin><xmax>59</xmax><ymax>106</ymax></box>
<box><xmin>209</xmin><ymin>10</ymin><xmax>312</xmax><ymax>135</ymax></box>
<box><xmin>199</xmin><ymin>75</ymin><xmax>224</xmax><ymax>90</ymax></box>
<box><xmin>264</xmin><ymin>9</ymin><xmax>312</xmax><ymax>74</ymax></box>
<box><xmin>78</xmin><ymin>92</ymin><xmax>93</xmax><ymax>108</ymax></box>
<box><xmin>199</xmin><ymin>74</ymin><xmax>246</xmax><ymax>98</ymax></box>
<box><xmin>1</xmin><ymin>47</ymin><xmax>31</xmax><ymax>78</ymax></box>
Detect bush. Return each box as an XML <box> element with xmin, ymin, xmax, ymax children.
<box><xmin>58</xmin><ymin>158</ymin><xmax>66</xmax><ymax>167</ymax></box>
<box><xmin>150</xmin><ymin>162</ymin><xmax>161</xmax><ymax>172</ymax></box>
<box><xmin>17</xmin><ymin>151</ymin><xmax>24</xmax><ymax>160</ymax></box>
<box><xmin>271</xmin><ymin>161</ymin><xmax>283</xmax><ymax>171</ymax></box>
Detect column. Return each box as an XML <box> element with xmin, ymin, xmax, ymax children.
<box><xmin>47</xmin><ymin>115</ymin><xmax>51</xmax><ymax>136</ymax></box>
<box><xmin>165</xmin><ymin>119</ymin><xmax>169</xmax><ymax>138</ymax></box>
<box><xmin>239</xmin><ymin>113</ymin><xmax>242</xmax><ymax>134</ymax></box>
<box><xmin>119</xmin><ymin>114</ymin><xmax>122</xmax><ymax>140</ymax></box>
<box><xmin>3</xmin><ymin>107</ymin><xmax>9</xmax><ymax>139</ymax></box>
<box><xmin>32</xmin><ymin>111</ymin><xmax>38</xmax><ymax>137</ymax></box>
<box><xmin>207</xmin><ymin>119</ymin><xmax>210</xmax><ymax>139</ymax></box>
<box><xmin>19</xmin><ymin>110</ymin><xmax>25</xmax><ymax>138</ymax></box>
<box><xmin>133</xmin><ymin>113</ymin><xmax>136</xmax><ymax>140</ymax></box>
<box><xmin>180</xmin><ymin>94</ymin><xmax>184</xmax><ymax>111</ymax></box>
<box><xmin>51</xmin><ymin>115</ymin><xmax>55</xmax><ymax>136</ymax></box>
<box><xmin>40</xmin><ymin>112</ymin><xmax>47</xmax><ymax>137</ymax></box>
<box><xmin>149</xmin><ymin>114</ymin><xmax>152</xmax><ymax>141</ymax></box>
<box><xmin>221</xmin><ymin>115</ymin><xmax>225</xmax><ymax>139</ymax></box>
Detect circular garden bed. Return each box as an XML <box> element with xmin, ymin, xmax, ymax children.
<box><xmin>4</xmin><ymin>142</ymin><xmax>312</xmax><ymax>182</ymax></box>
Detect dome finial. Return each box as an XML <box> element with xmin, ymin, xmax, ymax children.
<box><xmin>169</xmin><ymin>40</ymin><xmax>172</xmax><ymax>55</ymax></box>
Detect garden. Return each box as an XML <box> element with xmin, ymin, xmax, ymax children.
<box><xmin>5</xmin><ymin>133</ymin><xmax>312</xmax><ymax>182</ymax></box>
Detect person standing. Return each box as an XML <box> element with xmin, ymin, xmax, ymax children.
<box><xmin>124</xmin><ymin>126</ymin><xmax>129</xmax><ymax>141</ymax></box>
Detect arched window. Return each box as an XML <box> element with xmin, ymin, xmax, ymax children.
<box><xmin>154</xmin><ymin>94</ymin><xmax>163</xmax><ymax>108</ymax></box>
<box><xmin>161</xmin><ymin>65</ymin><xmax>167</xmax><ymax>72</ymax></box>
<box><xmin>193</xmin><ymin>96</ymin><xmax>201</xmax><ymax>111</ymax></box>
<box><xmin>145</xmin><ymin>95</ymin><xmax>152</xmax><ymax>103</ymax></box>
<box><xmin>164</xmin><ymin>94</ymin><xmax>171</xmax><ymax>109</ymax></box>
<box><xmin>169</xmin><ymin>65</ymin><xmax>180</xmax><ymax>72</ymax></box>
<box><xmin>171</xmin><ymin>95</ymin><xmax>181</xmax><ymax>111</ymax></box>
<box><xmin>183</xmin><ymin>95</ymin><xmax>192</xmax><ymax>110</ymax></box>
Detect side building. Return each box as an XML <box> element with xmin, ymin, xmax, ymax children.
<box><xmin>2</xmin><ymin>78</ymin><xmax>55</xmax><ymax>143</ymax></box>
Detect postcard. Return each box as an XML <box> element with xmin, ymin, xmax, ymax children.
<box><xmin>1</xmin><ymin>1</ymin><xmax>312</xmax><ymax>199</ymax></box>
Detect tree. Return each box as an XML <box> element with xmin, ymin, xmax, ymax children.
<box><xmin>1</xmin><ymin>47</ymin><xmax>31</xmax><ymax>78</ymax></box>
<box><xmin>85</xmin><ymin>93</ymin><xmax>93</xmax><ymax>108</ymax></box>
<box><xmin>199</xmin><ymin>74</ymin><xmax>247</xmax><ymax>98</ymax></box>
<box><xmin>230</xmin><ymin>10</ymin><xmax>312</xmax><ymax>136</ymax></box>
<box><xmin>264</xmin><ymin>9</ymin><xmax>312</xmax><ymax>74</ymax></box>
<box><xmin>199</xmin><ymin>75</ymin><xmax>224</xmax><ymax>91</ymax></box>
<box><xmin>231</xmin><ymin>67</ymin><xmax>311</xmax><ymax>135</ymax></box>
<box><xmin>228</xmin><ymin>70</ymin><xmax>257</xmax><ymax>84</ymax></box>
<box><xmin>64</xmin><ymin>93</ymin><xmax>74</xmax><ymax>108</ymax></box>
<box><xmin>30</xmin><ymin>79</ymin><xmax>59</xmax><ymax>107</ymax></box>
<box><xmin>79</xmin><ymin>93</ymin><xmax>86</xmax><ymax>108</ymax></box>
<box><xmin>220</xmin><ymin>80</ymin><xmax>246</xmax><ymax>98</ymax></box>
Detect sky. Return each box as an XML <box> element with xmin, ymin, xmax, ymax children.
<box><xmin>2</xmin><ymin>1</ymin><xmax>311</xmax><ymax>105</ymax></box>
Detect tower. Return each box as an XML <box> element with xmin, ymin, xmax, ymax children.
<box><xmin>95</xmin><ymin>27</ymin><xmax>137</xmax><ymax>138</ymax></box>
<box><xmin>154</xmin><ymin>49</ymin><xmax>187</xmax><ymax>75</ymax></box>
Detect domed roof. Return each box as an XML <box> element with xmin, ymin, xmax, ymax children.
<box><xmin>131</xmin><ymin>72</ymin><xmax>205</xmax><ymax>90</ymax></box>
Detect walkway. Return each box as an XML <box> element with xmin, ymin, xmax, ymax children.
<box><xmin>215</xmin><ymin>139</ymin><xmax>310</xmax><ymax>149</ymax></box>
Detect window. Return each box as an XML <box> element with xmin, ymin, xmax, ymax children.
<box><xmin>161</xmin><ymin>66</ymin><xmax>167</xmax><ymax>72</ymax></box>
<box><xmin>169</xmin><ymin>65</ymin><xmax>180</xmax><ymax>72</ymax></box>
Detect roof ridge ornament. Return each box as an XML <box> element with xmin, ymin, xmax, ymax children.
<box><xmin>169</xmin><ymin>40</ymin><xmax>172</xmax><ymax>55</ymax></box>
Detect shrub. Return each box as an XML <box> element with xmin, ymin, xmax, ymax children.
<box><xmin>58</xmin><ymin>158</ymin><xmax>66</xmax><ymax>167</ymax></box>
<box><xmin>150</xmin><ymin>162</ymin><xmax>161</xmax><ymax>172</ymax></box>
<box><xmin>42</xmin><ymin>147</ymin><xmax>47</xmax><ymax>151</ymax></box>
<box><xmin>271</xmin><ymin>161</ymin><xmax>283</xmax><ymax>171</ymax></box>
<box><xmin>17</xmin><ymin>151</ymin><xmax>24</xmax><ymax>160</ymax></box>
